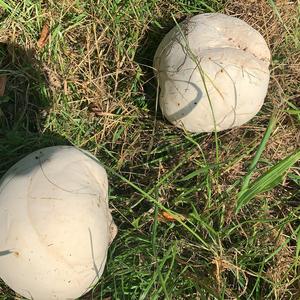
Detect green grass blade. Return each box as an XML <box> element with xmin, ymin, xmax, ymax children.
<box><xmin>296</xmin><ymin>227</ymin><xmax>300</xmax><ymax>262</ymax></box>
<box><xmin>139</xmin><ymin>244</ymin><xmax>176</xmax><ymax>300</ymax></box>
<box><xmin>0</xmin><ymin>0</ymin><xmax>11</xmax><ymax>10</ymax></box>
<box><xmin>236</xmin><ymin>149</ymin><xmax>300</xmax><ymax>213</ymax></box>
<box><xmin>239</xmin><ymin>114</ymin><xmax>277</xmax><ymax>194</ymax></box>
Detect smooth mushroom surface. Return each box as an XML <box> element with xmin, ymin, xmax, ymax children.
<box><xmin>154</xmin><ymin>13</ymin><xmax>271</xmax><ymax>132</ymax></box>
<box><xmin>0</xmin><ymin>146</ymin><xmax>117</xmax><ymax>300</ymax></box>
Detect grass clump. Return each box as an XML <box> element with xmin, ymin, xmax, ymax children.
<box><xmin>0</xmin><ymin>0</ymin><xmax>299</xmax><ymax>299</ymax></box>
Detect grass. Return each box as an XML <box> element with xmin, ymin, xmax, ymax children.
<box><xmin>0</xmin><ymin>0</ymin><xmax>299</xmax><ymax>299</ymax></box>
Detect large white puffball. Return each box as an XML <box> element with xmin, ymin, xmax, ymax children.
<box><xmin>154</xmin><ymin>13</ymin><xmax>271</xmax><ymax>132</ymax></box>
<box><xmin>0</xmin><ymin>146</ymin><xmax>117</xmax><ymax>300</ymax></box>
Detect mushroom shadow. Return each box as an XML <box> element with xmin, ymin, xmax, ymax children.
<box><xmin>0</xmin><ymin>42</ymin><xmax>70</xmax><ymax>178</ymax></box>
<box><xmin>134</xmin><ymin>16</ymin><xmax>184</xmax><ymax>114</ymax></box>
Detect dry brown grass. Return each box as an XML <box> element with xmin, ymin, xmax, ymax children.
<box><xmin>225</xmin><ymin>0</ymin><xmax>297</xmax><ymax>47</ymax></box>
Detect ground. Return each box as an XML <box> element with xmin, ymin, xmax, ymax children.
<box><xmin>0</xmin><ymin>0</ymin><xmax>299</xmax><ymax>299</ymax></box>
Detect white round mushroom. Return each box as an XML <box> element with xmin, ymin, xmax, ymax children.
<box><xmin>0</xmin><ymin>146</ymin><xmax>117</xmax><ymax>300</ymax></box>
<box><xmin>154</xmin><ymin>13</ymin><xmax>271</xmax><ymax>132</ymax></box>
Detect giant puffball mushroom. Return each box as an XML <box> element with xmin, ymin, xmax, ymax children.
<box><xmin>154</xmin><ymin>13</ymin><xmax>271</xmax><ymax>132</ymax></box>
<box><xmin>0</xmin><ymin>146</ymin><xmax>117</xmax><ymax>300</ymax></box>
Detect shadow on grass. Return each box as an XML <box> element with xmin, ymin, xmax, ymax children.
<box><xmin>0</xmin><ymin>42</ymin><xmax>69</xmax><ymax>178</ymax></box>
<box><xmin>134</xmin><ymin>16</ymin><xmax>184</xmax><ymax>113</ymax></box>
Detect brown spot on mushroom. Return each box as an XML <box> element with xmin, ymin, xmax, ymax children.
<box><xmin>14</xmin><ymin>251</ymin><xmax>20</xmax><ymax>257</ymax></box>
<box><xmin>177</xmin><ymin>103</ymin><xmax>180</xmax><ymax>106</ymax></box>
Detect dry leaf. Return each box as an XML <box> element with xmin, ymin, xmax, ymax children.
<box><xmin>158</xmin><ymin>211</ymin><xmax>186</xmax><ymax>222</ymax></box>
<box><xmin>37</xmin><ymin>24</ymin><xmax>50</xmax><ymax>48</ymax></box>
<box><xmin>0</xmin><ymin>75</ymin><xmax>7</xmax><ymax>96</ymax></box>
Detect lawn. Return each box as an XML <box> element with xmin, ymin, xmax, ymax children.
<box><xmin>0</xmin><ymin>0</ymin><xmax>299</xmax><ymax>299</ymax></box>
